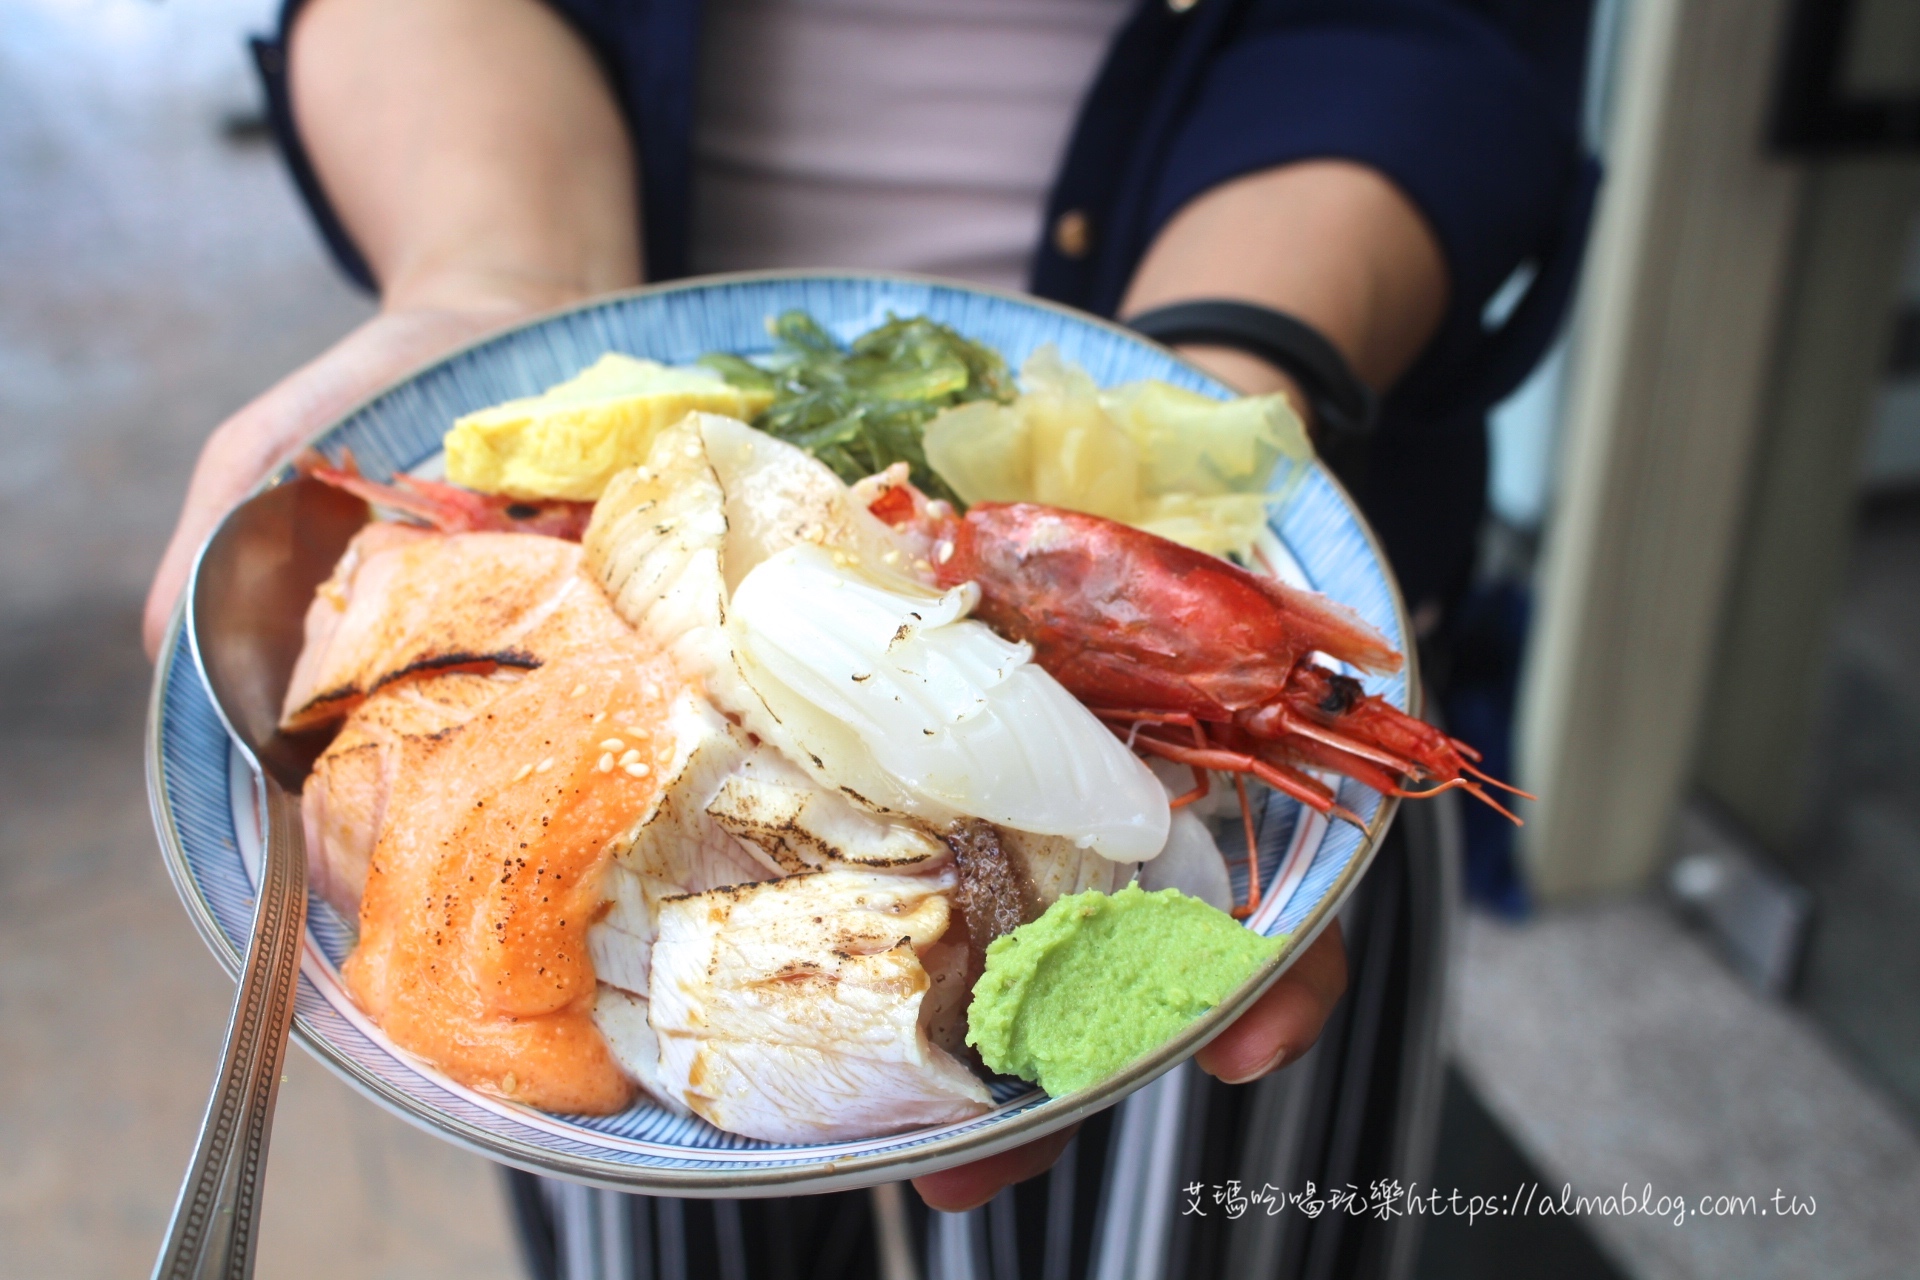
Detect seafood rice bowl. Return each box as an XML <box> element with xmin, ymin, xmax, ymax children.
<box><xmin>151</xmin><ymin>274</ymin><xmax>1473</xmax><ymax>1191</ymax></box>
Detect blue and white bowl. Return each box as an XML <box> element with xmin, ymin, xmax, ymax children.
<box><xmin>146</xmin><ymin>272</ymin><xmax>1409</xmax><ymax>1194</ymax></box>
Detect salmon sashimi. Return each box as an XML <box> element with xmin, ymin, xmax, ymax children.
<box><xmin>303</xmin><ymin>668</ymin><xmax>526</xmax><ymax>917</ymax></box>
<box><xmin>343</xmin><ymin>648</ymin><xmax>685</xmax><ymax>1114</ymax></box>
<box><xmin>281</xmin><ymin>526</ymin><xmax>633</xmax><ymax>733</ymax></box>
<box><xmin>649</xmin><ymin>867</ymin><xmax>992</xmax><ymax>1142</ymax></box>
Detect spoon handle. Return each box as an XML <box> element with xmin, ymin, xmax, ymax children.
<box><xmin>153</xmin><ymin>777</ymin><xmax>307</xmax><ymax>1280</ymax></box>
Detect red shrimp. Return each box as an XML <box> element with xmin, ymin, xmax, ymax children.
<box><xmin>920</xmin><ymin>501</ymin><xmax>1525</xmax><ymax>915</ymax></box>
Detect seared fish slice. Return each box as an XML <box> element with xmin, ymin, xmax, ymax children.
<box><xmin>585</xmin><ymin>696</ymin><xmax>945</xmax><ymax>989</ymax></box>
<box><xmin>919</xmin><ymin>821</ymin><xmax>1131</xmax><ymax>1066</ymax></box>
<box><xmin>1000</xmin><ymin>827</ymin><xmax>1134</xmax><ymax>909</ymax></box>
<box><xmin>587</xmin><ymin>704</ymin><xmax>948</xmax><ymax>1107</ymax></box>
<box><xmin>282</xmin><ymin>526</ymin><xmax>632</xmax><ymax>732</ymax></box>
<box><xmin>649</xmin><ymin>868</ymin><xmax>991</xmax><ymax>1142</ymax></box>
<box><xmin>702</xmin><ymin>749</ymin><xmax>950</xmax><ymax>874</ymax></box>
<box><xmin>593</xmin><ymin>986</ymin><xmax>682</xmax><ymax>1117</ymax></box>
<box><xmin>586</xmin><ymin>694</ymin><xmax>774</xmax><ymax>1108</ymax></box>
<box><xmin>584</xmin><ymin>414</ymin><xmax>943</xmax><ymax>821</ymax></box>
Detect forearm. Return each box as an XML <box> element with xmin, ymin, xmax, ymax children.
<box><xmin>291</xmin><ymin>0</ymin><xmax>643</xmax><ymax>313</ymax></box>
<box><xmin>145</xmin><ymin>0</ymin><xmax>643</xmax><ymax>655</ymax></box>
<box><xmin>1120</xmin><ymin>161</ymin><xmax>1448</xmax><ymax>401</ymax></box>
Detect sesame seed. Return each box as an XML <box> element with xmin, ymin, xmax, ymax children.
<box><xmin>935</xmin><ymin>540</ymin><xmax>955</xmax><ymax>564</ymax></box>
<box><xmin>599</xmin><ymin>738</ymin><xmax>626</xmax><ymax>751</ymax></box>
<box><xmin>635</xmin><ymin>466</ymin><xmax>652</xmax><ymax>482</ymax></box>
<box><xmin>883</xmin><ymin>549</ymin><xmax>901</xmax><ymax>564</ymax></box>
<box><xmin>502</xmin><ymin>1072</ymin><xmax>517</xmax><ymax>1095</ymax></box>
<box><xmin>569</xmin><ymin>683</ymin><xmax>588</xmax><ymax>698</ymax></box>
<box><xmin>591</xmin><ymin>710</ymin><xmax>606</xmax><ymax>724</ymax></box>
<box><xmin>620</xmin><ymin>749</ymin><xmax>641</xmax><ymax>766</ymax></box>
<box><xmin>597</xmin><ymin>753</ymin><xmax>615</xmax><ymax>773</ymax></box>
<box><xmin>534</xmin><ymin>757</ymin><xmax>554</xmax><ymax>774</ymax></box>
<box><xmin>512</xmin><ymin>764</ymin><xmax>533</xmax><ymax>783</ymax></box>
<box><xmin>913</xmin><ymin>558</ymin><xmax>933</xmax><ymax>574</ymax></box>
<box><xmin>643</xmin><ymin>681</ymin><xmax>660</xmax><ymax>699</ymax></box>
<box><xmin>624</xmin><ymin>762</ymin><xmax>651</xmax><ymax>778</ymax></box>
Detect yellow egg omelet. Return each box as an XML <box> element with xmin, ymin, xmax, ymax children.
<box><xmin>443</xmin><ymin>354</ymin><xmax>774</xmax><ymax>501</ymax></box>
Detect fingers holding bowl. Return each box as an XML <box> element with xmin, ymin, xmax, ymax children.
<box><xmin>913</xmin><ymin>1122</ymin><xmax>1079</xmax><ymax>1214</ymax></box>
<box><xmin>1196</xmin><ymin>919</ymin><xmax>1346</xmax><ymax>1084</ymax></box>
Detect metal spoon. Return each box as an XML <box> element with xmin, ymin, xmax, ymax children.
<box><xmin>154</xmin><ymin>476</ymin><xmax>368</xmax><ymax>1280</ymax></box>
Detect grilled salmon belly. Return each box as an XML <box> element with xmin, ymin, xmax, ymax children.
<box><xmin>342</xmin><ymin>647</ymin><xmax>684</xmax><ymax>1114</ymax></box>
<box><xmin>303</xmin><ymin>668</ymin><xmax>526</xmax><ymax>918</ymax></box>
<box><xmin>281</xmin><ymin>527</ymin><xmax>632</xmax><ymax>733</ymax></box>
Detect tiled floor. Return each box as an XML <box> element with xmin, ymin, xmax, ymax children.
<box><xmin>0</xmin><ymin>3</ymin><xmax>517</xmax><ymax>1276</ymax></box>
<box><xmin>1452</xmin><ymin>900</ymin><xmax>1920</xmax><ymax>1280</ymax></box>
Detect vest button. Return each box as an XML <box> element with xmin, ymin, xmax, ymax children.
<box><xmin>1053</xmin><ymin>209</ymin><xmax>1092</xmax><ymax>260</ymax></box>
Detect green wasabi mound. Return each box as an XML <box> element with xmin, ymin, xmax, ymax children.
<box><xmin>966</xmin><ymin>883</ymin><xmax>1286</xmax><ymax>1097</ymax></box>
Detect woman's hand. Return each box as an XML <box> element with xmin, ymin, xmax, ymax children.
<box><xmin>912</xmin><ymin>920</ymin><xmax>1347</xmax><ymax>1212</ymax></box>
<box><xmin>141</xmin><ymin>298</ymin><xmax>553</xmax><ymax>656</ymax></box>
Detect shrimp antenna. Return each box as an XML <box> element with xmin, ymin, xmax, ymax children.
<box><xmin>1392</xmin><ymin>777</ymin><xmax>1524</xmax><ymax>826</ymax></box>
<box><xmin>1459</xmin><ymin>762</ymin><xmax>1536</xmax><ymax>801</ymax></box>
<box><xmin>1459</xmin><ymin>782</ymin><xmax>1523</xmax><ymax>825</ymax></box>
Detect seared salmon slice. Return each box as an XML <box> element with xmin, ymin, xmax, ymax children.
<box><xmin>281</xmin><ymin>526</ymin><xmax>633</xmax><ymax>732</ymax></box>
<box><xmin>342</xmin><ymin>648</ymin><xmax>683</xmax><ymax>1114</ymax></box>
<box><xmin>302</xmin><ymin>669</ymin><xmax>525</xmax><ymax>918</ymax></box>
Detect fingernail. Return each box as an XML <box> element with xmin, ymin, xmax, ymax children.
<box><xmin>1218</xmin><ymin>1043</ymin><xmax>1292</xmax><ymax>1086</ymax></box>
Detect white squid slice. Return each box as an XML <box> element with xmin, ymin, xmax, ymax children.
<box><xmin>729</xmin><ymin>544</ymin><xmax>1170</xmax><ymax>862</ymax></box>
<box><xmin>586</xmin><ymin>414</ymin><xmax>1170</xmax><ymax>859</ymax></box>
<box><xmin>1135</xmin><ymin>760</ymin><xmax>1233</xmax><ymax>910</ymax></box>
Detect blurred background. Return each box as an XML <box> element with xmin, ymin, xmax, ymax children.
<box><xmin>3</xmin><ymin>0</ymin><xmax>1919</xmax><ymax>1277</ymax></box>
